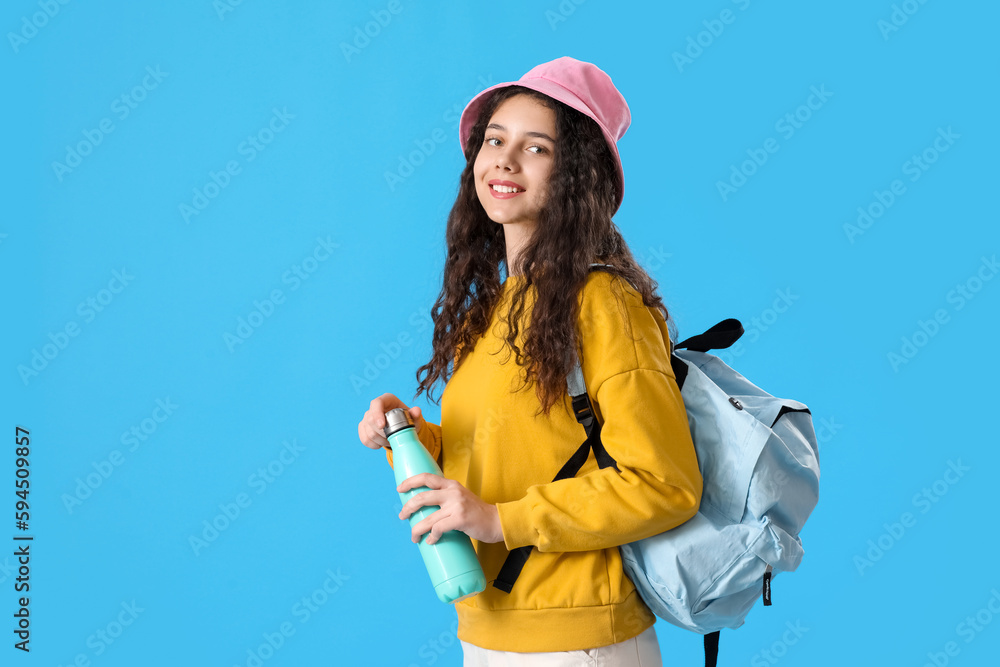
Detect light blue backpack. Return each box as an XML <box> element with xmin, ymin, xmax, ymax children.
<box><xmin>623</xmin><ymin>317</ymin><xmax>820</xmax><ymax>664</ymax></box>
<box><xmin>494</xmin><ymin>268</ymin><xmax>821</xmax><ymax>667</ymax></box>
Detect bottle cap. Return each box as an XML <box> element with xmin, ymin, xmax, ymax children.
<box><xmin>383</xmin><ymin>408</ymin><xmax>415</xmax><ymax>438</ymax></box>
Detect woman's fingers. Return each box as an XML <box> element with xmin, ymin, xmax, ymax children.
<box><xmin>423</xmin><ymin>514</ymin><xmax>461</xmax><ymax>545</ymax></box>
<box><xmin>407</xmin><ymin>507</ymin><xmax>451</xmax><ymax>543</ymax></box>
<box><xmin>359</xmin><ymin>393</ymin><xmax>410</xmax><ymax>449</ymax></box>
<box><xmin>397</xmin><ymin>473</ymin><xmax>445</xmax><ymax>494</ymax></box>
<box><xmin>362</xmin><ymin>419</ymin><xmax>389</xmax><ymax>449</ymax></box>
<box><xmin>370</xmin><ymin>394</ymin><xmax>400</xmax><ymax>427</ymax></box>
<box><xmin>399</xmin><ymin>487</ymin><xmax>446</xmax><ymax>520</ymax></box>
<box><xmin>357</xmin><ymin>421</ymin><xmax>375</xmax><ymax>449</ymax></box>
<box><xmin>404</xmin><ymin>498</ymin><xmax>465</xmax><ymax>545</ymax></box>
<box><xmin>370</xmin><ymin>394</ymin><xmax>392</xmax><ymax>430</ymax></box>
<box><xmin>359</xmin><ymin>395</ymin><xmax>428</xmax><ymax>450</ymax></box>
<box><xmin>395</xmin><ymin>474</ymin><xmax>501</xmax><ymax>544</ymax></box>
<box><xmin>359</xmin><ymin>408</ymin><xmax>388</xmax><ymax>449</ymax></box>
<box><xmin>398</xmin><ymin>477</ymin><xmax>451</xmax><ymax>541</ymax></box>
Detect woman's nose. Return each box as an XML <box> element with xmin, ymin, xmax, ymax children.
<box><xmin>495</xmin><ymin>146</ymin><xmax>518</xmax><ymax>171</ymax></box>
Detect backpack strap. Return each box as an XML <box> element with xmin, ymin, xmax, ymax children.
<box><xmin>671</xmin><ymin>319</ymin><xmax>744</xmax><ymax>390</ymax></box>
<box><xmin>704</xmin><ymin>631</ymin><xmax>720</xmax><ymax>667</ymax></box>
<box><xmin>674</xmin><ymin>318</ymin><xmax>744</xmax><ymax>352</ymax></box>
<box><xmin>565</xmin><ymin>358</ymin><xmax>619</xmax><ymax>473</ymax></box>
<box><xmin>492</xmin><ymin>352</ymin><xmax>618</xmax><ymax>593</ymax></box>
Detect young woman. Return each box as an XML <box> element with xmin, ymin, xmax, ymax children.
<box><xmin>358</xmin><ymin>57</ymin><xmax>702</xmax><ymax>666</ymax></box>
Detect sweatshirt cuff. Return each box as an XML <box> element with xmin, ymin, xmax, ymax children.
<box><xmin>421</xmin><ymin>421</ymin><xmax>443</xmax><ymax>465</ymax></box>
<box><xmin>496</xmin><ymin>497</ymin><xmax>539</xmax><ymax>550</ymax></box>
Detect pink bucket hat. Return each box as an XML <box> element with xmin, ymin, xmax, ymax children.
<box><xmin>458</xmin><ymin>56</ymin><xmax>631</xmax><ymax>211</ymax></box>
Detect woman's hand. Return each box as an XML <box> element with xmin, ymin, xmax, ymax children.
<box><xmin>398</xmin><ymin>473</ymin><xmax>504</xmax><ymax>545</ymax></box>
<box><xmin>358</xmin><ymin>393</ymin><xmax>426</xmax><ymax>450</ymax></box>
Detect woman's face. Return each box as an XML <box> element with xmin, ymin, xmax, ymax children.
<box><xmin>473</xmin><ymin>94</ymin><xmax>557</xmax><ymax>233</ymax></box>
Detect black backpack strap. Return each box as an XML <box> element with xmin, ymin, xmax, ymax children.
<box><xmin>566</xmin><ymin>359</ymin><xmax>618</xmax><ymax>471</ymax></box>
<box><xmin>670</xmin><ymin>354</ymin><xmax>690</xmax><ymax>391</ymax></box>
<box><xmin>491</xmin><ymin>439</ymin><xmax>591</xmax><ymax>593</ymax></box>
<box><xmin>670</xmin><ymin>319</ymin><xmax>743</xmax><ymax>391</ymax></box>
<box><xmin>493</xmin><ymin>354</ymin><xmax>617</xmax><ymax>593</ymax></box>
<box><xmin>491</xmin><ymin>545</ymin><xmax>532</xmax><ymax>593</ymax></box>
<box><xmin>704</xmin><ymin>631</ymin><xmax>720</xmax><ymax>667</ymax></box>
<box><xmin>675</xmin><ymin>318</ymin><xmax>744</xmax><ymax>352</ymax></box>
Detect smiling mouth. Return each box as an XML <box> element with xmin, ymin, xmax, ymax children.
<box><xmin>490</xmin><ymin>184</ymin><xmax>525</xmax><ymax>193</ymax></box>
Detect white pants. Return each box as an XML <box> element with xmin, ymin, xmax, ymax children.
<box><xmin>461</xmin><ymin>625</ymin><xmax>662</xmax><ymax>666</ymax></box>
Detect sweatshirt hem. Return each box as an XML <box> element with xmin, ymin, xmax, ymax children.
<box><xmin>455</xmin><ymin>590</ymin><xmax>656</xmax><ymax>652</ymax></box>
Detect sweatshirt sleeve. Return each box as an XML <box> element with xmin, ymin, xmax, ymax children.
<box><xmin>495</xmin><ymin>273</ymin><xmax>702</xmax><ymax>552</ymax></box>
<box><xmin>384</xmin><ymin>419</ymin><xmax>443</xmax><ymax>469</ymax></box>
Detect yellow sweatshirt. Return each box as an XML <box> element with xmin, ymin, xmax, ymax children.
<box><xmin>387</xmin><ymin>270</ymin><xmax>702</xmax><ymax>652</ymax></box>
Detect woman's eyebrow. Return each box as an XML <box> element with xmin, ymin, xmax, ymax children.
<box><xmin>486</xmin><ymin>122</ymin><xmax>556</xmax><ymax>143</ymax></box>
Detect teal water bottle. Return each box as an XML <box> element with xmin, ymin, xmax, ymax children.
<box><xmin>384</xmin><ymin>408</ymin><xmax>486</xmax><ymax>603</ymax></box>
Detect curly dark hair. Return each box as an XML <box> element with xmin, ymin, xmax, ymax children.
<box><xmin>414</xmin><ymin>85</ymin><xmax>672</xmax><ymax>417</ymax></box>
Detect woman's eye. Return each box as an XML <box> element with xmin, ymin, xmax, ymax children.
<box><xmin>483</xmin><ymin>137</ymin><xmax>547</xmax><ymax>154</ymax></box>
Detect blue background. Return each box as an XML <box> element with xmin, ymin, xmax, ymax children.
<box><xmin>3</xmin><ymin>1</ymin><xmax>998</xmax><ymax>665</ymax></box>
